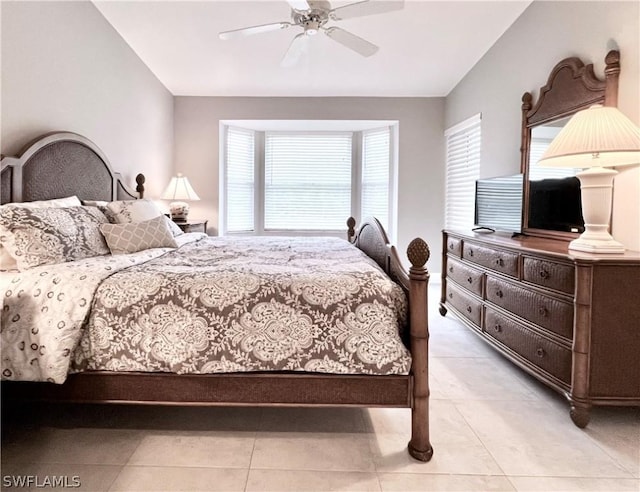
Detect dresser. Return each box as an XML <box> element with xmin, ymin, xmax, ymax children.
<box><xmin>440</xmin><ymin>230</ymin><xmax>640</xmax><ymax>427</ymax></box>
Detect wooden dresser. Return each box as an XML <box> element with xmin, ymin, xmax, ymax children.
<box><xmin>440</xmin><ymin>229</ymin><xmax>640</xmax><ymax>427</ymax></box>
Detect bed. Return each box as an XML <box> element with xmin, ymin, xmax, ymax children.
<box><xmin>0</xmin><ymin>131</ymin><xmax>433</xmax><ymax>462</ymax></box>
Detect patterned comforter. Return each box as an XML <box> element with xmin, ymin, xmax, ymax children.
<box><xmin>2</xmin><ymin>235</ymin><xmax>411</xmax><ymax>383</ymax></box>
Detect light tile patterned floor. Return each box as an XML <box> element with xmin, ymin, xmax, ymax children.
<box><xmin>2</xmin><ymin>285</ymin><xmax>639</xmax><ymax>491</ymax></box>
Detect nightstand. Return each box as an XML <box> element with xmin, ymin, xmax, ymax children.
<box><xmin>173</xmin><ymin>219</ymin><xmax>208</xmax><ymax>234</ymax></box>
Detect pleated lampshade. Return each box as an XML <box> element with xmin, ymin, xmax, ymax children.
<box><xmin>538</xmin><ymin>105</ymin><xmax>640</xmax><ymax>169</ymax></box>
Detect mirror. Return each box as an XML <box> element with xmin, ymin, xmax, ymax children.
<box><xmin>520</xmin><ymin>50</ymin><xmax>620</xmax><ymax>240</ymax></box>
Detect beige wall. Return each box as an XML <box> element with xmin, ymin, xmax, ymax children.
<box><xmin>174</xmin><ymin>97</ymin><xmax>445</xmax><ymax>269</ymax></box>
<box><xmin>1</xmin><ymin>1</ymin><xmax>174</xmax><ymax>197</ymax></box>
<box><xmin>445</xmin><ymin>1</ymin><xmax>640</xmax><ymax>251</ymax></box>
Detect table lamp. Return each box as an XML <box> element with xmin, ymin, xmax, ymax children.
<box><xmin>161</xmin><ymin>173</ymin><xmax>201</xmax><ymax>221</ymax></box>
<box><xmin>538</xmin><ymin>104</ymin><xmax>640</xmax><ymax>253</ymax></box>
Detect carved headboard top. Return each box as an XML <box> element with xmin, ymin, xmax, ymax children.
<box><xmin>0</xmin><ymin>132</ymin><xmax>144</xmax><ymax>204</ymax></box>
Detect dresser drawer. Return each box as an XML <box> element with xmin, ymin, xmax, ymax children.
<box><xmin>485</xmin><ymin>308</ymin><xmax>572</xmax><ymax>384</ymax></box>
<box><xmin>485</xmin><ymin>276</ymin><xmax>573</xmax><ymax>339</ymax></box>
<box><xmin>523</xmin><ymin>257</ymin><xmax>575</xmax><ymax>294</ymax></box>
<box><xmin>445</xmin><ymin>283</ymin><xmax>482</xmax><ymax>327</ymax></box>
<box><xmin>446</xmin><ymin>236</ymin><xmax>462</xmax><ymax>257</ymax></box>
<box><xmin>446</xmin><ymin>258</ymin><xmax>483</xmax><ymax>296</ymax></box>
<box><xmin>462</xmin><ymin>242</ymin><xmax>519</xmax><ymax>278</ymax></box>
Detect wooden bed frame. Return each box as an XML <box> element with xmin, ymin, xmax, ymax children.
<box><xmin>1</xmin><ymin>132</ymin><xmax>433</xmax><ymax>462</ymax></box>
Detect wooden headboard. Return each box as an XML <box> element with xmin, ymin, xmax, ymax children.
<box><xmin>0</xmin><ymin>132</ymin><xmax>144</xmax><ymax>204</ymax></box>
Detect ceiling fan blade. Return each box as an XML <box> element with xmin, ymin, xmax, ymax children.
<box><xmin>281</xmin><ymin>33</ymin><xmax>310</xmax><ymax>68</ymax></box>
<box><xmin>287</xmin><ymin>0</ymin><xmax>310</xmax><ymax>10</ymax></box>
<box><xmin>323</xmin><ymin>27</ymin><xmax>378</xmax><ymax>57</ymax></box>
<box><xmin>330</xmin><ymin>0</ymin><xmax>404</xmax><ymax>20</ymax></box>
<box><xmin>219</xmin><ymin>22</ymin><xmax>292</xmax><ymax>40</ymax></box>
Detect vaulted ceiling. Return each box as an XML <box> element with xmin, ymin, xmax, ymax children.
<box><xmin>94</xmin><ymin>1</ymin><xmax>531</xmax><ymax>97</ymax></box>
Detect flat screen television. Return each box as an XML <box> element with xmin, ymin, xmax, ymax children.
<box><xmin>474</xmin><ymin>174</ymin><xmax>523</xmax><ymax>233</ymax></box>
<box><xmin>528</xmin><ymin>176</ymin><xmax>584</xmax><ymax>233</ymax></box>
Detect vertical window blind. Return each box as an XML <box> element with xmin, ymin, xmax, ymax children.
<box><xmin>361</xmin><ymin>127</ymin><xmax>390</xmax><ymax>231</ymax></box>
<box><xmin>444</xmin><ymin>114</ymin><xmax>481</xmax><ymax>230</ymax></box>
<box><xmin>225</xmin><ymin>127</ymin><xmax>255</xmax><ymax>232</ymax></box>
<box><xmin>264</xmin><ymin>133</ymin><xmax>352</xmax><ymax>231</ymax></box>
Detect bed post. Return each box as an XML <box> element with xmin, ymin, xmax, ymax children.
<box><xmin>136</xmin><ymin>174</ymin><xmax>146</xmax><ymax>199</ymax></box>
<box><xmin>347</xmin><ymin>216</ymin><xmax>356</xmax><ymax>242</ymax></box>
<box><xmin>406</xmin><ymin>238</ymin><xmax>433</xmax><ymax>462</ymax></box>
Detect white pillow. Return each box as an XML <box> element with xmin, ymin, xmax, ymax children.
<box><xmin>106</xmin><ymin>199</ymin><xmax>163</xmax><ymax>224</ymax></box>
<box><xmin>0</xmin><ymin>196</ymin><xmax>82</xmax><ymax>271</ymax></box>
<box><xmin>15</xmin><ymin>196</ymin><xmax>82</xmax><ymax>209</ymax></box>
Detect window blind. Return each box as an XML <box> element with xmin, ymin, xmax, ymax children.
<box><xmin>529</xmin><ymin>137</ymin><xmax>579</xmax><ymax>180</ymax></box>
<box><xmin>264</xmin><ymin>132</ymin><xmax>352</xmax><ymax>231</ymax></box>
<box><xmin>225</xmin><ymin>127</ymin><xmax>255</xmax><ymax>232</ymax></box>
<box><xmin>362</xmin><ymin>127</ymin><xmax>390</xmax><ymax>230</ymax></box>
<box><xmin>444</xmin><ymin>114</ymin><xmax>481</xmax><ymax>230</ymax></box>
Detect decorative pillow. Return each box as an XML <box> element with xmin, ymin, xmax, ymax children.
<box><xmin>106</xmin><ymin>199</ymin><xmax>163</xmax><ymax>224</ymax></box>
<box><xmin>102</xmin><ymin>198</ymin><xmax>184</xmax><ymax>237</ymax></box>
<box><xmin>165</xmin><ymin>216</ymin><xmax>185</xmax><ymax>237</ymax></box>
<box><xmin>0</xmin><ymin>196</ymin><xmax>83</xmax><ymax>271</ymax></box>
<box><xmin>0</xmin><ymin>205</ymin><xmax>110</xmax><ymax>271</ymax></box>
<box><xmin>100</xmin><ymin>215</ymin><xmax>178</xmax><ymax>254</ymax></box>
<box><xmin>82</xmin><ymin>200</ymin><xmax>117</xmax><ymax>223</ymax></box>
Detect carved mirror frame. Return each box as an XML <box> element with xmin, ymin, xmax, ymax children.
<box><xmin>520</xmin><ymin>50</ymin><xmax>620</xmax><ymax>240</ymax></box>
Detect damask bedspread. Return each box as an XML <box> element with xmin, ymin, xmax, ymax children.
<box><xmin>2</xmin><ymin>235</ymin><xmax>411</xmax><ymax>383</ymax></box>
<box><xmin>72</xmin><ymin>236</ymin><xmax>411</xmax><ymax>376</ymax></box>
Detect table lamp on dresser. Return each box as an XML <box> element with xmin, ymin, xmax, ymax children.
<box><xmin>161</xmin><ymin>173</ymin><xmax>201</xmax><ymax>221</ymax></box>
<box><xmin>538</xmin><ymin>104</ymin><xmax>640</xmax><ymax>253</ymax></box>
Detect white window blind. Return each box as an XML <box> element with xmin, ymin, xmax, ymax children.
<box><xmin>529</xmin><ymin>137</ymin><xmax>579</xmax><ymax>181</ymax></box>
<box><xmin>264</xmin><ymin>132</ymin><xmax>352</xmax><ymax>231</ymax></box>
<box><xmin>362</xmin><ymin>127</ymin><xmax>390</xmax><ymax>231</ymax></box>
<box><xmin>445</xmin><ymin>114</ymin><xmax>481</xmax><ymax>230</ymax></box>
<box><xmin>225</xmin><ymin>127</ymin><xmax>255</xmax><ymax>232</ymax></box>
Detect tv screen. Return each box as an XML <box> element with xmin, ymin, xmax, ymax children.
<box><xmin>528</xmin><ymin>176</ymin><xmax>584</xmax><ymax>233</ymax></box>
<box><xmin>474</xmin><ymin>174</ymin><xmax>523</xmax><ymax>233</ymax></box>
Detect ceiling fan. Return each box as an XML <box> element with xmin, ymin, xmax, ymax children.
<box><xmin>219</xmin><ymin>0</ymin><xmax>405</xmax><ymax>67</ymax></box>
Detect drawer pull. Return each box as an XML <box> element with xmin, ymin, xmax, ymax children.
<box><xmin>449</xmin><ymin>243</ymin><xmax>454</xmax><ymax>250</ymax></box>
<box><xmin>539</xmin><ymin>269</ymin><xmax>550</xmax><ymax>279</ymax></box>
<box><xmin>538</xmin><ymin>306</ymin><xmax>548</xmax><ymax>317</ymax></box>
<box><xmin>469</xmin><ymin>249</ymin><xmax>474</xmax><ymax>257</ymax></box>
<box><xmin>495</xmin><ymin>258</ymin><xmax>504</xmax><ymax>267</ymax></box>
<box><xmin>449</xmin><ymin>266</ymin><xmax>454</xmax><ymax>273</ymax></box>
<box><xmin>536</xmin><ymin>348</ymin><xmax>546</xmax><ymax>358</ymax></box>
<box><xmin>467</xmin><ymin>276</ymin><xmax>473</xmax><ymax>284</ymax></box>
<box><xmin>496</xmin><ymin>290</ymin><xmax>504</xmax><ymax>298</ymax></box>
<box><xmin>448</xmin><ymin>292</ymin><xmax>453</xmax><ymax>299</ymax></box>
<box><xmin>494</xmin><ymin>324</ymin><xmax>502</xmax><ymax>333</ymax></box>
<box><xmin>466</xmin><ymin>306</ymin><xmax>472</xmax><ymax>313</ymax></box>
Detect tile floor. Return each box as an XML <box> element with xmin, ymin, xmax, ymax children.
<box><xmin>1</xmin><ymin>284</ymin><xmax>638</xmax><ymax>491</ymax></box>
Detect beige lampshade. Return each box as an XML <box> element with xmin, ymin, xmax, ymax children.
<box><xmin>161</xmin><ymin>173</ymin><xmax>201</xmax><ymax>201</ymax></box>
<box><xmin>538</xmin><ymin>105</ymin><xmax>640</xmax><ymax>168</ymax></box>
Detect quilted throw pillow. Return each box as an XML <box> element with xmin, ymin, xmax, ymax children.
<box><xmin>104</xmin><ymin>199</ymin><xmax>183</xmax><ymax>237</ymax></box>
<box><xmin>0</xmin><ymin>205</ymin><xmax>110</xmax><ymax>270</ymax></box>
<box><xmin>100</xmin><ymin>215</ymin><xmax>178</xmax><ymax>254</ymax></box>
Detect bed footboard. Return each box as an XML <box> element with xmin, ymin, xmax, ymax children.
<box><xmin>349</xmin><ymin>217</ymin><xmax>433</xmax><ymax>462</ymax></box>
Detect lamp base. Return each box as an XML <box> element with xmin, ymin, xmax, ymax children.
<box><xmin>169</xmin><ymin>201</ymin><xmax>189</xmax><ymax>221</ymax></box>
<box><xmin>570</xmin><ymin>167</ymin><xmax>624</xmax><ymax>254</ymax></box>
<box><xmin>569</xmin><ymin>231</ymin><xmax>625</xmax><ymax>254</ymax></box>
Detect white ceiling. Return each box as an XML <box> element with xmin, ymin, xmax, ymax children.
<box><xmin>94</xmin><ymin>0</ymin><xmax>531</xmax><ymax>97</ymax></box>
